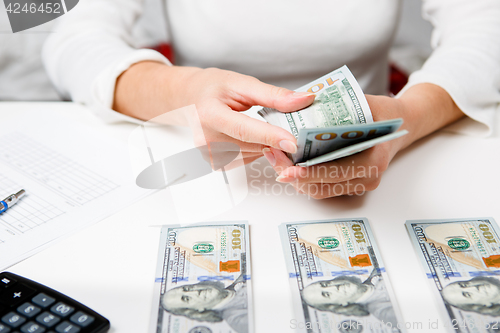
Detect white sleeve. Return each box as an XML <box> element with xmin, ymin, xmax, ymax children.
<box><xmin>42</xmin><ymin>0</ymin><xmax>171</xmax><ymax>124</ymax></box>
<box><xmin>397</xmin><ymin>0</ymin><xmax>500</xmax><ymax>137</ymax></box>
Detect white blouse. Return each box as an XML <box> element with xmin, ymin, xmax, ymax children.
<box><xmin>42</xmin><ymin>0</ymin><xmax>500</xmax><ymax>135</ymax></box>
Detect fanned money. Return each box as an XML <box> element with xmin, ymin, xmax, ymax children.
<box><xmin>280</xmin><ymin>219</ymin><xmax>404</xmax><ymax>333</ymax></box>
<box><xmin>258</xmin><ymin>66</ymin><xmax>407</xmax><ymax>166</ymax></box>
<box><xmin>294</xmin><ymin>119</ymin><xmax>406</xmax><ymax>167</ymax></box>
<box><xmin>259</xmin><ymin>66</ymin><xmax>374</xmax><ymax>131</ymax></box>
<box><xmin>150</xmin><ymin>223</ymin><xmax>253</xmax><ymax>333</ymax></box>
<box><xmin>406</xmin><ymin>218</ymin><xmax>500</xmax><ymax>333</ymax></box>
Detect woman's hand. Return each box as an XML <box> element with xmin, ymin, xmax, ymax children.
<box><xmin>263</xmin><ymin>83</ymin><xmax>465</xmax><ymax>199</ymax></box>
<box><xmin>113</xmin><ymin>61</ymin><xmax>315</xmax><ymax>164</ymax></box>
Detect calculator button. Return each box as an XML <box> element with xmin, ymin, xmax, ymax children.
<box><xmin>49</xmin><ymin>304</ymin><xmax>73</xmax><ymax>319</ymax></box>
<box><xmin>54</xmin><ymin>322</ymin><xmax>79</xmax><ymax>333</ymax></box>
<box><xmin>35</xmin><ymin>313</ymin><xmax>59</xmax><ymax>328</ymax></box>
<box><xmin>68</xmin><ymin>313</ymin><xmax>93</xmax><ymax>328</ymax></box>
<box><xmin>0</xmin><ymin>323</ymin><xmax>10</xmax><ymax>332</ymax></box>
<box><xmin>20</xmin><ymin>322</ymin><xmax>45</xmax><ymax>333</ymax></box>
<box><xmin>31</xmin><ymin>296</ymin><xmax>54</xmax><ymax>309</ymax></box>
<box><xmin>17</xmin><ymin>304</ymin><xmax>41</xmax><ymax>318</ymax></box>
<box><xmin>0</xmin><ymin>285</ymin><xmax>36</xmax><ymax>307</ymax></box>
<box><xmin>0</xmin><ymin>277</ymin><xmax>16</xmax><ymax>289</ymax></box>
<box><xmin>1</xmin><ymin>312</ymin><xmax>26</xmax><ymax>328</ymax></box>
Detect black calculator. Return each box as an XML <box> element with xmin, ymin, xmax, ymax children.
<box><xmin>0</xmin><ymin>272</ymin><xmax>110</xmax><ymax>333</ymax></box>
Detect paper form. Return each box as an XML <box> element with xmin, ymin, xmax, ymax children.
<box><xmin>0</xmin><ymin>110</ymin><xmax>152</xmax><ymax>270</ymax></box>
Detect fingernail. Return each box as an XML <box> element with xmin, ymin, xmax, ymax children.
<box><xmin>292</xmin><ymin>91</ymin><xmax>316</xmax><ymax>98</ymax></box>
<box><xmin>262</xmin><ymin>148</ymin><xmax>276</xmax><ymax>166</ymax></box>
<box><xmin>279</xmin><ymin>140</ymin><xmax>297</xmax><ymax>154</ymax></box>
<box><xmin>276</xmin><ymin>175</ymin><xmax>296</xmax><ymax>183</ymax></box>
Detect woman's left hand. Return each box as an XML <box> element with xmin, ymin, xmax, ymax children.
<box><xmin>262</xmin><ymin>84</ymin><xmax>464</xmax><ymax>199</ymax></box>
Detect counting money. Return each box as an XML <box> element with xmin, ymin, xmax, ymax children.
<box><xmin>258</xmin><ymin>66</ymin><xmax>405</xmax><ymax>165</ymax></box>
<box><xmin>258</xmin><ymin>65</ymin><xmax>373</xmax><ymax>134</ymax></box>
<box><xmin>293</xmin><ymin>119</ymin><xmax>404</xmax><ymax>165</ymax></box>
<box><xmin>280</xmin><ymin>219</ymin><xmax>404</xmax><ymax>333</ymax></box>
<box><xmin>150</xmin><ymin>223</ymin><xmax>252</xmax><ymax>333</ymax></box>
<box><xmin>406</xmin><ymin>218</ymin><xmax>500</xmax><ymax>333</ymax></box>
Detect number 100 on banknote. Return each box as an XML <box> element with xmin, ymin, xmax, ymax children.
<box><xmin>279</xmin><ymin>219</ymin><xmax>404</xmax><ymax>333</ymax></box>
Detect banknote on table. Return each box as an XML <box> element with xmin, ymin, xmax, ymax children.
<box><xmin>150</xmin><ymin>222</ymin><xmax>253</xmax><ymax>333</ymax></box>
<box><xmin>279</xmin><ymin>219</ymin><xmax>404</xmax><ymax>333</ymax></box>
<box><xmin>406</xmin><ymin>218</ymin><xmax>500</xmax><ymax>333</ymax></box>
<box><xmin>258</xmin><ymin>65</ymin><xmax>407</xmax><ymax>166</ymax></box>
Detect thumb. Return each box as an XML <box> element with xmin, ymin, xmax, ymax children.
<box><xmin>235</xmin><ymin>76</ymin><xmax>315</xmax><ymax>112</ymax></box>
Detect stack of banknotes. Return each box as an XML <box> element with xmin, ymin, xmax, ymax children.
<box><xmin>150</xmin><ymin>217</ymin><xmax>500</xmax><ymax>333</ymax></box>
<box><xmin>258</xmin><ymin>66</ymin><xmax>408</xmax><ymax>167</ymax></box>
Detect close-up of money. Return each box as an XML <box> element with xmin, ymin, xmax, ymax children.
<box><xmin>258</xmin><ymin>65</ymin><xmax>373</xmax><ymax>133</ymax></box>
<box><xmin>150</xmin><ymin>222</ymin><xmax>253</xmax><ymax>333</ymax></box>
<box><xmin>279</xmin><ymin>219</ymin><xmax>404</xmax><ymax>333</ymax></box>
<box><xmin>258</xmin><ymin>66</ymin><xmax>406</xmax><ymax>165</ymax></box>
<box><xmin>294</xmin><ymin>119</ymin><xmax>406</xmax><ymax>166</ymax></box>
<box><xmin>406</xmin><ymin>218</ymin><xmax>500</xmax><ymax>333</ymax></box>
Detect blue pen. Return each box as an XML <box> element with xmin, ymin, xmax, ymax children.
<box><xmin>0</xmin><ymin>189</ymin><xmax>26</xmax><ymax>214</ymax></box>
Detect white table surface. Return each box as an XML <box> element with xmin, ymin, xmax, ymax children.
<box><xmin>3</xmin><ymin>102</ymin><xmax>500</xmax><ymax>333</ymax></box>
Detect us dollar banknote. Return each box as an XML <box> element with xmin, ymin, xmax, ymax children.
<box><xmin>258</xmin><ymin>66</ymin><xmax>405</xmax><ymax>165</ymax></box>
<box><xmin>294</xmin><ymin>119</ymin><xmax>406</xmax><ymax>166</ymax></box>
<box><xmin>406</xmin><ymin>218</ymin><xmax>500</xmax><ymax>333</ymax></box>
<box><xmin>150</xmin><ymin>223</ymin><xmax>253</xmax><ymax>333</ymax></box>
<box><xmin>280</xmin><ymin>219</ymin><xmax>404</xmax><ymax>333</ymax></box>
<box><xmin>258</xmin><ymin>65</ymin><xmax>373</xmax><ymax>133</ymax></box>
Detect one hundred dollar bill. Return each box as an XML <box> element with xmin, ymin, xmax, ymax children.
<box><xmin>258</xmin><ymin>65</ymin><xmax>373</xmax><ymax>133</ymax></box>
<box><xmin>150</xmin><ymin>222</ymin><xmax>253</xmax><ymax>333</ymax></box>
<box><xmin>279</xmin><ymin>219</ymin><xmax>404</xmax><ymax>333</ymax></box>
<box><xmin>294</xmin><ymin>119</ymin><xmax>406</xmax><ymax>166</ymax></box>
<box><xmin>258</xmin><ymin>66</ymin><xmax>406</xmax><ymax>165</ymax></box>
<box><xmin>406</xmin><ymin>218</ymin><xmax>500</xmax><ymax>333</ymax></box>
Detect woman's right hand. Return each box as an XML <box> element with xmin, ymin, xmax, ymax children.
<box><xmin>113</xmin><ymin>61</ymin><xmax>315</xmax><ymax>163</ymax></box>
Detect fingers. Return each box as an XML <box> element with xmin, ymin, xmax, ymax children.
<box><xmin>275</xmin><ymin>147</ymin><xmax>389</xmax><ymax>184</ymax></box>
<box><xmin>200</xmin><ymin>131</ymin><xmax>267</xmax><ymax>153</ymax></box>
<box><xmin>261</xmin><ymin>147</ymin><xmax>385</xmax><ymax>199</ymax></box>
<box><xmin>233</xmin><ymin>75</ymin><xmax>316</xmax><ymax>112</ymax></box>
<box><xmin>221</xmin><ymin>152</ymin><xmax>262</xmax><ymax>170</ymax></box>
<box><xmin>241</xmin><ymin>152</ymin><xmax>263</xmax><ymax>159</ymax></box>
<box><xmin>263</xmin><ymin>147</ymin><xmax>368</xmax><ymax>184</ymax></box>
<box><xmin>207</xmin><ymin>101</ymin><xmax>298</xmax><ymax>153</ymax></box>
<box><xmin>263</xmin><ymin>147</ymin><xmax>294</xmax><ymax>173</ymax></box>
<box><xmin>242</xmin><ymin>154</ymin><xmax>263</xmax><ymax>165</ymax></box>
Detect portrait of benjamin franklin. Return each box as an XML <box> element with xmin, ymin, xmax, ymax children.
<box><xmin>162</xmin><ymin>279</ymin><xmax>248</xmax><ymax>333</ymax></box>
<box><xmin>301</xmin><ymin>272</ymin><xmax>398</xmax><ymax>326</ymax></box>
<box><xmin>442</xmin><ymin>277</ymin><xmax>500</xmax><ymax>316</ymax></box>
